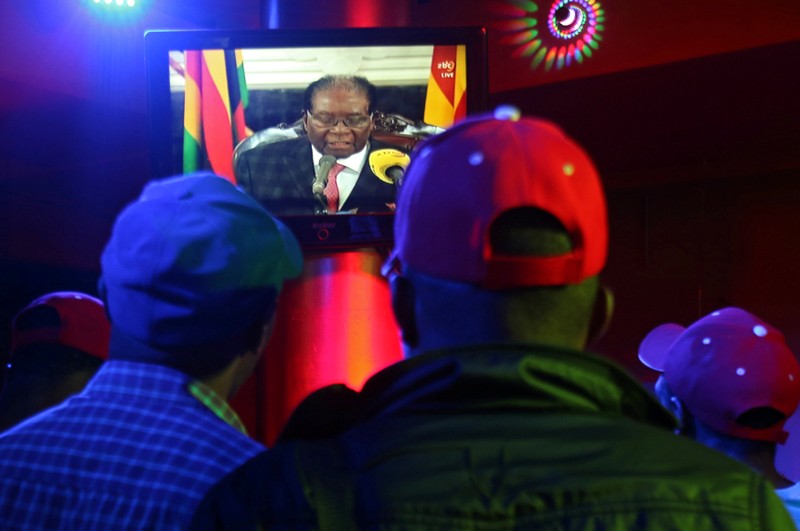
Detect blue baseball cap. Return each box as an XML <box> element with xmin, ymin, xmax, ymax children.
<box><xmin>99</xmin><ymin>172</ymin><xmax>302</xmax><ymax>366</ymax></box>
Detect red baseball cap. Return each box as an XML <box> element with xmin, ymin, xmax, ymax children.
<box><xmin>11</xmin><ymin>292</ymin><xmax>111</xmax><ymax>361</ymax></box>
<box><xmin>639</xmin><ymin>307</ymin><xmax>800</xmax><ymax>443</ymax></box>
<box><xmin>388</xmin><ymin>106</ymin><xmax>607</xmax><ymax>288</ymax></box>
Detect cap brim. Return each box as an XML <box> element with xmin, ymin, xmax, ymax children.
<box><xmin>638</xmin><ymin>323</ymin><xmax>685</xmax><ymax>371</ymax></box>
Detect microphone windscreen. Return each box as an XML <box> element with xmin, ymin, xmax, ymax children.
<box><xmin>369</xmin><ymin>149</ymin><xmax>410</xmax><ymax>184</ymax></box>
<box><xmin>313</xmin><ymin>155</ymin><xmax>337</xmax><ymax>195</ymax></box>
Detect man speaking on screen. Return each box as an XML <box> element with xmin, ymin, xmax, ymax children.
<box><xmin>235</xmin><ymin>75</ymin><xmax>408</xmax><ymax>216</ymax></box>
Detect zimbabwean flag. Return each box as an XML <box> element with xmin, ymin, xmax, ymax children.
<box><xmin>423</xmin><ymin>45</ymin><xmax>467</xmax><ymax>128</ymax></box>
<box><xmin>183</xmin><ymin>49</ymin><xmax>249</xmax><ymax>183</ymax></box>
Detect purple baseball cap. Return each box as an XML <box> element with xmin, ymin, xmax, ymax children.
<box><xmin>639</xmin><ymin>307</ymin><xmax>800</xmax><ymax>443</ymax></box>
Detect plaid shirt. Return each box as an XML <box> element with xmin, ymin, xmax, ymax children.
<box><xmin>0</xmin><ymin>360</ymin><xmax>265</xmax><ymax>530</ymax></box>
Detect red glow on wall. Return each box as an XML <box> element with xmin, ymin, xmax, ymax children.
<box><xmin>231</xmin><ymin>249</ymin><xmax>404</xmax><ymax>446</ymax></box>
<box><xmin>346</xmin><ymin>0</ymin><xmax>381</xmax><ymax>27</ymax></box>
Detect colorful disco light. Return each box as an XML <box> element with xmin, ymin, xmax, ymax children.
<box><xmin>92</xmin><ymin>0</ymin><xmax>137</xmax><ymax>6</ymax></box>
<box><xmin>494</xmin><ymin>0</ymin><xmax>605</xmax><ymax>72</ymax></box>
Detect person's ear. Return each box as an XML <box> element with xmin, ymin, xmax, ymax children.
<box><xmin>586</xmin><ymin>284</ymin><xmax>613</xmax><ymax>347</ymax></box>
<box><xmin>654</xmin><ymin>376</ymin><xmax>686</xmax><ymax>434</ymax></box>
<box><xmin>389</xmin><ymin>274</ymin><xmax>418</xmax><ymax>348</ymax></box>
<box><xmin>241</xmin><ymin>303</ymin><xmax>276</xmax><ymax>358</ymax></box>
<box><xmin>227</xmin><ymin>312</ymin><xmax>276</xmax><ymax>401</ymax></box>
<box><xmin>669</xmin><ymin>396</ymin><xmax>687</xmax><ymax>434</ymax></box>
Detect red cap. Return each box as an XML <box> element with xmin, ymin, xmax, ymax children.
<box><xmin>389</xmin><ymin>106</ymin><xmax>607</xmax><ymax>288</ymax></box>
<box><xmin>639</xmin><ymin>307</ymin><xmax>800</xmax><ymax>443</ymax></box>
<box><xmin>11</xmin><ymin>292</ymin><xmax>111</xmax><ymax>360</ymax></box>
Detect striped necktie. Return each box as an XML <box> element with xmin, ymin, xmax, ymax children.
<box><xmin>324</xmin><ymin>163</ymin><xmax>346</xmax><ymax>214</ymax></box>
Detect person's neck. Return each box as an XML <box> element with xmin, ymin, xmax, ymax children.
<box><xmin>199</xmin><ymin>361</ymin><xmax>239</xmax><ymax>401</ymax></box>
<box><xmin>696</xmin><ymin>425</ymin><xmax>792</xmax><ymax>488</ymax></box>
<box><xmin>727</xmin><ymin>444</ymin><xmax>792</xmax><ymax>488</ymax></box>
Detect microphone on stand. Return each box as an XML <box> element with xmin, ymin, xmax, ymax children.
<box><xmin>369</xmin><ymin>149</ymin><xmax>411</xmax><ymax>186</ymax></box>
<box><xmin>313</xmin><ymin>155</ymin><xmax>337</xmax><ymax>212</ymax></box>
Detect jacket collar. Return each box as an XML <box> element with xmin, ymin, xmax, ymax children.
<box><xmin>357</xmin><ymin>344</ymin><xmax>677</xmax><ymax>431</ymax></box>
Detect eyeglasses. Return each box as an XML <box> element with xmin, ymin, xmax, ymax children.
<box><xmin>306</xmin><ymin>110</ymin><xmax>372</xmax><ymax>129</ymax></box>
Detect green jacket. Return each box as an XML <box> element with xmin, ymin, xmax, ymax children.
<box><xmin>193</xmin><ymin>345</ymin><xmax>796</xmax><ymax>530</ymax></box>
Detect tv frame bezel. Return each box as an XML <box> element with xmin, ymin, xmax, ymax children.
<box><xmin>143</xmin><ymin>26</ymin><xmax>489</xmax><ymax>250</ymax></box>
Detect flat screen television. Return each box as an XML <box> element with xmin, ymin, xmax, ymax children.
<box><xmin>144</xmin><ymin>26</ymin><xmax>488</xmax><ymax>250</ymax></box>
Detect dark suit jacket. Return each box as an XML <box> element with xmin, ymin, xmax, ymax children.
<box><xmin>235</xmin><ymin>137</ymin><xmax>403</xmax><ymax>216</ymax></box>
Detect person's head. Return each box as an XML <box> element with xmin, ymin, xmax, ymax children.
<box><xmin>639</xmin><ymin>307</ymin><xmax>800</xmax><ymax>445</ymax></box>
<box><xmin>0</xmin><ymin>292</ymin><xmax>111</xmax><ymax>430</ymax></box>
<box><xmin>302</xmin><ymin>75</ymin><xmax>376</xmax><ymax>158</ymax></box>
<box><xmin>98</xmin><ymin>172</ymin><xmax>303</xmax><ymax>393</ymax></box>
<box><xmin>384</xmin><ymin>106</ymin><xmax>611</xmax><ymax>357</ymax></box>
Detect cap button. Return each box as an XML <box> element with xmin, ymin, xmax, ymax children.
<box><xmin>494</xmin><ymin>105</ymin><xmax>521</xmax><ymax>121</ymax></box>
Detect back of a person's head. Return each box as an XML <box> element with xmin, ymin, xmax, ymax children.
<box><xmin>0</xmin><ymin>292</ymin><xmax>110</xmax><ymax>431</ymax></box>
<box><xmin>386</xmin><ymin>107</ymin><xmax>608</xmax><ymax>350</ymax></box>
<box><xmin>639</xmin><ymin>307</ymin><xmax>800</xmax><ymax>444</ymax></box>
<box><xmin>98</xmin><ymin>172</ymin><xmax>302</xmax><ymax>379</ymax></box>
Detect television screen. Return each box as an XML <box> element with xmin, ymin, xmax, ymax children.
<box><xmin>144</xmin><ymin>26</ymin><xmax>488</xmax><ymax>249</ymax></box>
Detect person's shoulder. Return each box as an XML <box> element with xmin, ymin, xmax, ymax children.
<box><xmin>278</xmin><ymin>384</ymin><xmax>361</xmax><ymax>442</ymax></box>
<box><xmin>610</xmin><ymin>414</ymin><xmax>787</xmax><ymax>503</ymax></box>
<box><xmin>239</xmin><ymin>136</ymin><xmax>310</xmax><ymax>162</ymax></box>
<box><xmin>190</xmin><ymin>445</ymin><xmax>311</xmax><ymax>531</ymax></box>
<box><xmin>257</xmin><ymin>136</ymin><xmax>309</xmax><ymax>152</ymax></box>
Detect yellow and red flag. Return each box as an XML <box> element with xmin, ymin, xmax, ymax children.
<box><xmin>182</xmin><ymin>49</ymin><xmax>249</xmax><ymax>183</ymax></box>
<box><xmin>424</xmin><ymin>45</ymin><xmax>467</xmax><ymax>128</ymax></box>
